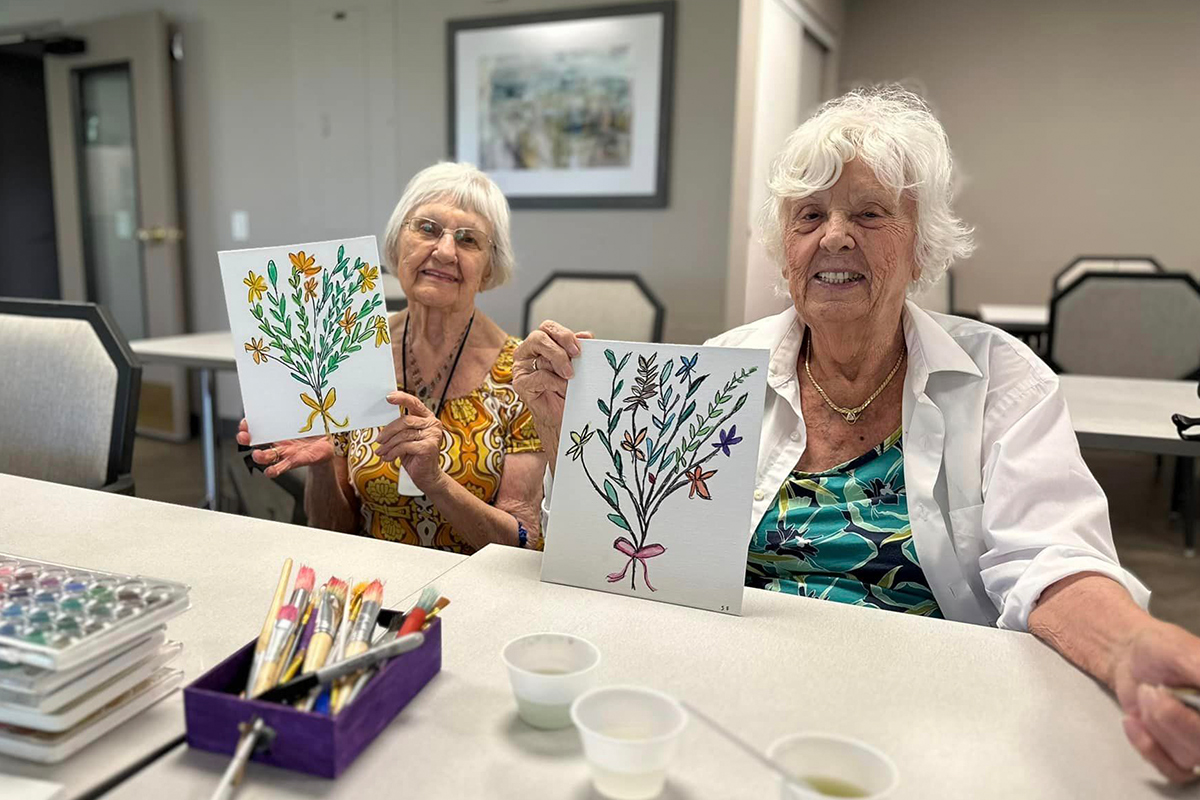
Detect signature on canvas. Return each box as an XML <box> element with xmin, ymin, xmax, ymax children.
<box><xmin>565</xmin><ymin>349</ymin><xmax>758</xmax><ymax>591</ymax></box>
<box><xmin>240</xmin><ymin>246</ymin><xmax>387</xmax><ymax>435</ymax></box>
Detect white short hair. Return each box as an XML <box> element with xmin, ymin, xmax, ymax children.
<box><xmin>759</xmin><ymin>85</ymin><xmax>974</xmax><ymax>294</ymax></box>
<box><xmin>383</xmin><ymin>162</ymin><xmax>514</xmax><ymax>290</ymax></box>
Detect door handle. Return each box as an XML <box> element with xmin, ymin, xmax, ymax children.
<box><xmin>136</xmin><ymin>226</ymin><xmax>185</xmax><ymax>243</ymax></box>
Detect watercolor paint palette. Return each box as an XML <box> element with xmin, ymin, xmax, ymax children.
<box><xmin>0</xmin><ymin>555</ymin><xmax>190</xmax><ymax>672</ymax></box>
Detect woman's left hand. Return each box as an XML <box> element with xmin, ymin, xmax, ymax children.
<box><xmin>1111</xmin><ymin>618</ymin><xmax>1200</xmax><ymax>783</ymax></box>
<box><xmin>378</xmin><ymin>391</ymin><xmax>445</xmax><ymax>492</ymax></box>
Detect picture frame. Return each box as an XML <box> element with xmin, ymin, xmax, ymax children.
<box><xmin>447</xmin><ymin>1</ymin><xmax>676</xmax><ymax>209</ymax></box>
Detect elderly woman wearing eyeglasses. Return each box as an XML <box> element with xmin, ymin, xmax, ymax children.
<box><xmin>237</xmin><ymin>162</ymin><xmax>544</xmax><ymax>553</ymax></box>
<box><xmin>515</xmin><ymin>87</ymin><xmax>1200</xmax><ymax>783</ymax></box>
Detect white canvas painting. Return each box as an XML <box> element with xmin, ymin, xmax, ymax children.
<box><xmin>219</xmin><ymin>236</ymin><xmax>399</xmax><ymax>445</ymax></box>
<box><xmin>542</xmin><ymin>340</ymin><xmax>769</xmax><ymax>614</ymax></box>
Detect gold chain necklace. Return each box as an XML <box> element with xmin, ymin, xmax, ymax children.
<box><xmin>804</xmin><ymin>335</ymin><xmax>905</xmax><ymax>425</ymax></box>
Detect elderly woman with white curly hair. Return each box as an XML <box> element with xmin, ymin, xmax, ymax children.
<box><xmin>515</xmin><ymin>86</ymin><xmax>1200</xmax><ymax>783</ymax></box>
<box><xmin>239</xmin><ymin>162</ymin><xmax>545</xmax><ymax>553</ymax></box>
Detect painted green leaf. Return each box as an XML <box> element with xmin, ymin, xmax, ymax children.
<box><xmin>680</xmin><ymin>401</ymin><xmax>696</xmax><ymax>424</ymax></box>
<box><xmin>598</xmin><ymin>430</ymin><xmax>612</xmax><ymax>453</ymax></box>
<box><xmin>605</xmin><ymin>349</ymin><xmax>617</xmax><ymax>370</ymax></box>
<box><xmin>659</xmin><ymin>360</ymin><xmax>672</xmax><ymax>385</ymax></box>
<box><xmin>614</xmin><ymin>380</ymin><xmax>624</xmax><ymax>396</ymax></box>
<box><xmin>598</xmin><ymin>399</ymin><xmax>610</xmax><ymax>416</ymax></box>
<box><xmin>337</xmin><ymin>245</ymin><xmax>345</xmax><ymax>263</ymax></box>
<box><xmin>607</xmin><ymin>513</ymin><xmax>630</xmax><ymax>531</ymax></box>
<box><xmin>617</xmin><ymin>352</ymin><xmax>631</xmax><ymax>372</ymax></box>
<box><xmin>732</xmin><ymin>393</ymin><xmax>748</xmax><ymax>414</ymax></box>
<box><xmin>603</xmin><ymin>480</ymin><xmax>620</xmax><ymax>509</ymax></box>
<box><xmin>267</xmin><ymin>259</ymin><xmax>278</xmax><ymax>286</ymax></box>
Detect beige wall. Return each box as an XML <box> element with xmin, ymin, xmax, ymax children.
<box><xmin>839</xmin><ymin>0</ymin><xmax>1200</xmax><ymax>311</ymax></box>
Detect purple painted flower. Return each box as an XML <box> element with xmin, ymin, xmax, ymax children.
<box><xmin>712</xmin><ymin>425</ymin><xmax>743</xmax><ymax>457</ymax></box>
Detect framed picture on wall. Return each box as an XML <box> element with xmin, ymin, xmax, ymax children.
<box><xmin>448</xmin><ymin>1</ymin><xmax>676</xmax><ymax>209</ymax></box>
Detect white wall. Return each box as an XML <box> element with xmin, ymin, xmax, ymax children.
<box><xmin>1</xmin><ymin>0</ymin><xmax>739</xmax><ymax>421</ymax></box>
<box><xmin>839</xmin><ymin>0</ymin><xmax>1200</xmax><ymax>311</ymax></box>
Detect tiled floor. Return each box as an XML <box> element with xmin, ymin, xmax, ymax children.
<box><xmin>131</xmin><ymin>436</ymin><xmax>1200</xmax><ymax>635</ymax></box>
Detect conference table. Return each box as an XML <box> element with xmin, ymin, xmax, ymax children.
<box><xmin>1</xmin><ymin>478</ymin><xmax>1169</xmax><ymax>799</ymax></box>
<box><xmin>1060</xmin><ymin>374</ymin><xmax>1200</xmax><ymax>553</ymax></box>
<box><xmin>0</xmin><ymin>474</ymin><xmax>463</xmax><ymax>800</ymax></box>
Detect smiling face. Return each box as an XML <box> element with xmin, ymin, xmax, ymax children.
<box><xmin>395</xmin><ymin>200</ymin><xmax>494</xmax><ymax>313</ymax></box>
<box><xmin>782</xmin><ymin>158</ymin><xmax>919</xmax><ymax>330</ymax></box>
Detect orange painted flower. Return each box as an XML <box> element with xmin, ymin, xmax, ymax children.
<box><xmin>685</xmin><ymin>465</ymin><xmax>717</xmax><ymax>500</ymax></box>
<box><xmin>289</xmin><ymin>250</ymin><xmax>320</xmax><ymax>276</ymax></box>
<box><xmin>621</xmin><ymin>428</ymin><xmax>647</xmax><ymax>461</ymax></box>
<box><xmin>244</xmin><ymin>338</ymin><xmax>270</xmax><ymax>364</ymax></box>
<box><xmin>303</xmin><ymin>277</ymin><xmax>318</xmax><ymax>302</ymax></box>
<box><xmin>337</xmin><ymin>308</ymin><xmax>358</xmax><ymax>334</ymax></box>
<box><xmin>243</xmin><ymin>271</ymin><xmax>267</xmax><ymax>303</ymax></box>
<box><xmin>358</xmin><ymin>264</ymin><xmax>379</xmax><ymax>293</ymax></box>
<box><xmin>373</xmin><ymin>315</ymin><xmax>390</xmax><ymax>347</ymax></box>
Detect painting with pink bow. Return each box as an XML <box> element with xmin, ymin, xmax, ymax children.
<box><xmin>542</xmin><ymin>339</ymin><xmax>768</xmax><ymax>614</ymax></box>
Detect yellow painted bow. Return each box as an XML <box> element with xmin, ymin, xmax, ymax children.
<box><xmin>298</xmin><ymin>388</ymin><xmax>348</xmax><ymax>434</ymax></box>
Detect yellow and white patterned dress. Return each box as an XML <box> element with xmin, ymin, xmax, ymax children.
<box><xmin>333</xmin><ymin>336</ymin><xmax>541</xmax><ymax>553</ymax></box>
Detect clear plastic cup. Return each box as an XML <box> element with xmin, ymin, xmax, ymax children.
<box><xmin>501</xmin><ymin>632</ymin><xmax>600</xmax><ymax>730</ymax></box>
<box><xmin>570</xmin><ymin>685</ymin><xmax>688</xmax><ymax>800</ymax></box>
<box><xmin>767</xmin><ymin>733</ymin><xmax>899</xmax><ymax>799</ymax></box>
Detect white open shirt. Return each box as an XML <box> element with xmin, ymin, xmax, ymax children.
<box><xmin>543</xmin><ymin>301</ymin><xmax>1149</xmax><ymax>629</ymax></box>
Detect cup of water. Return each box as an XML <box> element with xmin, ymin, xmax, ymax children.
<box><xmin>501</xmin><ymin>632</ymin><xmax>600</xmax><ymax>730</ymax></box>
<box><xmin>570</xmin><ymin>685</ymin><xmax>688</xmax><ymax>800</ymax></box>
<box><xmin>767</xmin><ymin>733</ymin><xmax>898</xmax><ymax>799</ymax></box>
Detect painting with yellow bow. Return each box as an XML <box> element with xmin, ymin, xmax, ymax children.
<box><xmin>219</xmin><ymin>236</ymin><xmax>399</xmax><ymax>445</ymax></box>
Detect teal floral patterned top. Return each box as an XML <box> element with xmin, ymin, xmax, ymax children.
<box><xmin>745</xmin><ymin>428</ymin><xmax>942</xmax><ymax>617</ymax></box>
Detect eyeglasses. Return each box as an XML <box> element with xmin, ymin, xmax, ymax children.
<box><xmin>405</xmin><ymin>217</ymin><xmax>492</xmax><ymax>253</ymax></box>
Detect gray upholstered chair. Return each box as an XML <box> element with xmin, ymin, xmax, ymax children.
<box><xmin>910</xmin><ymin>270</ymin><xmax>954</xmax><ymax>315</ymax></box>
<box><xmin>1054</xmin><ymin>255</ymin><xmax>1162</xmax><ymax>292</ymax></box>
<box><xmin>0</xmin><ymin>299</ymin><xmax>141</xmax><ymax>493</ymax></box>
<box><xmin>524</xmin><ymin>272</ymin><xmax>665</xmax><ymax>342</ymax></box>
<box><xmin>1048</xmin><ymin>273</ymin><xmax>1200</xmax><ymax>378</ymax></box>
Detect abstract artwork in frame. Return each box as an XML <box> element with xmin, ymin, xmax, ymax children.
<box><xmin>219</xmin><ymin>236</ymin><xmax>399</xmax><ymax>446</ymax></box>
<box><xmin>448</xmin><ymin>1</ymin><xmax>676</xmax><ymax>209</ymax></box>
<box><xmin>542</xmin><ymin>340</ymin><xmax>769</xmax><ymax>614</ymax></box>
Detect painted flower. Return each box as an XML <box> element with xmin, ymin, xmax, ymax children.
<box><xmin>337</xmin><ymin>308</ymin><xmax>358</xmax><ymax>334</ymax></box>
<box><xmin>243</xmin><ymin>271</ymin><xmax>267</xmax><ymax>303</ymax></box>
<box><xmin>358</xmin><ymin>264</ymin><xmax>379</xmax><ymax>293</ymax></box>
<box><xmin>621</xmin><ymin>428</ymin><xmax>647</xmax><ymax>461</ymax></box>
<box><xmin>712</xmin><ymin>425</ymin><xmax>743</xmax><ymax>457</ymax></box>
<box><xmin>372</xmin><ymin>315</ymin><xmax>390</xmax><ymax>347</ymax></box>
<box><xmin>244</xmin><ymin>338</ymin><xmax>270</xmax><ymax>364</ymax></box>
<box><xmin>303</xmin><ymin>277</ymin><xmax>318</xmax><ymax>302</ymax></box>
<box><xmin>566</xmin><ymin>424</ymin><xmax>594</xmax><ymax>461</ymax></box>
<box><xmin>685</xmin><ymin>465</ymin><xmax>717</xmax><ymax>499</ymax></box>
<box><xmin>675</xmin><ymin>352</ymin><xmax>699</xmax><ymax>380</ymax></box>
<box><xmin>289</xmin><ymin>251</ymin><xmax>320</xmax><ymax>276</ymax></box>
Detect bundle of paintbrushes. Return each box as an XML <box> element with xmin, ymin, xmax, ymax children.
<box><xmin>240</xmin><ymin>559</ymin><xmax>449</xmax><ymax>716</ymax></box>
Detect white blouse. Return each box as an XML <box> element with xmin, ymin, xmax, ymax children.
<box><xmin>543</xmin><ymin>301</ymin><xmax>1149</xmax><ymax>629</ymax></box>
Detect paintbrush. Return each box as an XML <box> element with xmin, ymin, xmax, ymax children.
<box><xmin>280</xmin><ymin>588</ymin><xmax>321</xmax><ymax>685</ymax></box>
<box><xmin>299</xmin><ymin>578</ymin><xmax>347</xmax><ymax>711</ymax></box>
<box><xmin>250</xmin><ymin>604</ymin><xmax>299</xmax><ymax>697</ymax></box>
<box><xmin>277</xmin><ymin>566</ymin><xmax>315</xmax><ymax>676</ymax></box>
<box><xmin>245</xmin><ymin>558</ymin><xmax>293</xmax><ymax>694</ymax></box>
<box><xmin>256</xmin><ymin>633</ymin><xmax>426</xmax><ymax>705</ymax></box>
<box><xmin>345</xmin><ymin>596</ymin><xmax>449</xmax><ymax>707</ymax></box>
<box><xmin>396</xmin><ymin>586</ymin><xmax>438</xmax><ymax>638</ymax></box>
<box><xmin>332</xmin><ymin>581</ymin><xmax>384</xmax><ymax>713</ymax></box>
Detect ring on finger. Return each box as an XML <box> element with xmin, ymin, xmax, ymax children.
<box><xmin>272</xmin><ymin>447</ymin><xmax>281</xmax><ymax>462</ymax></box>
<box><xmin>533</xmin><ymin>356</ymin><xmax>541</xmax><ymax>372</ymax></box>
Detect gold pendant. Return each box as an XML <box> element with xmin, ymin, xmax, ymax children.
<box><xmin>844</xmin><ymin>410</ymin><xmax>859</xmax><ymax>424</ymax></box>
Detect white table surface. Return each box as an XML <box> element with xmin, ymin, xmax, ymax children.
<box><xmin>0</xmin><ymin>475</ymin><xmax>465</xmax><ymax>799</ymax></box>
<box><xmin>129</xmin><ymin>332</ymin><xmax>237</xmax><ymax>371</ymax></box>
<box><xmin>977</xmin><ymin>303</ymin><xmax>1050</xmax><ymax>327</ymax></box>
<box><xmin>112</xmin><ymin>545</ymin><xmax>1163</xmax><ymax>800</ymax></box>
<box><xmin>1061</xmin><ymin>374</ymin><xmax>1200</xmax><ymax>457</ymax></box>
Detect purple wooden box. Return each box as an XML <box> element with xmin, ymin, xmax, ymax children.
<box><xmin>183</xmin><ymin>619</ymin><xmax>441</xmax><ymax>779</ymax></box>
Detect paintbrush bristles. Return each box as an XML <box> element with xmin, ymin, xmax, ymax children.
<box><xmin>294</xmin><ymin>565</ymin><xmax>315</xmax><ymax>592</ymax></box>
<box><xmin>325</xmin><ymin>578</ymin><xmax>348</xmax><ymax>605</ymax></box>
<box><xmin>277</xmin><ymin>604</ymin><xmax>298</xmax><ymax>623</ymax></box>
<box><xmin>362</xmin><ymin>580</ymin><xmax>383</xmax><ymax>606</ymax></box>
<box><xmin>413</xmin><ymin>586</ymin><xmax>438</xmax><ymax>613</ymax></box>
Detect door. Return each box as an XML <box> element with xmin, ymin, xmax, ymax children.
<box><xmin>44</xmin><ymin>11</ymin><xmax>189</xmax><ymax>440</ymax></box>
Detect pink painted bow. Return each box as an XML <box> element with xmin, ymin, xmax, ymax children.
<box><xmin>606</xmin><ymin>537</ymin><xmax>667</xmax><ymax>592</ymax></box>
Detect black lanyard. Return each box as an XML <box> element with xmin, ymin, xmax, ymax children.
<box><xmin>401</xmin><ymin>311</ymin><xmax>475</xmax><ymax>418</ymax></box>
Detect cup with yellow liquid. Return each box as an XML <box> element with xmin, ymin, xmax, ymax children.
<box><xmin>502</xmin><ymin>632</ymin><xmax>601</xmax><ymax>729</ymax></box>
<box><xmin>571</xmin><ymin>685</ymin><xmax>688</xmax><ymax>800</ymax></box>
<box><xmin>766</xmin><ymin>733</ymin><xmax>898</xmax><ymax>799</ymax></box>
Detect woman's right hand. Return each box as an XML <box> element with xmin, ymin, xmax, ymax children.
<box><xmin>513</xmin><ymin>321</ymin><xmax>591</xmax><ymax>471</ymax></box>
<box><xmin>236</xmin><ymin>418</ymin><xmax>335</xmax><ymax>479</ymax></box>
